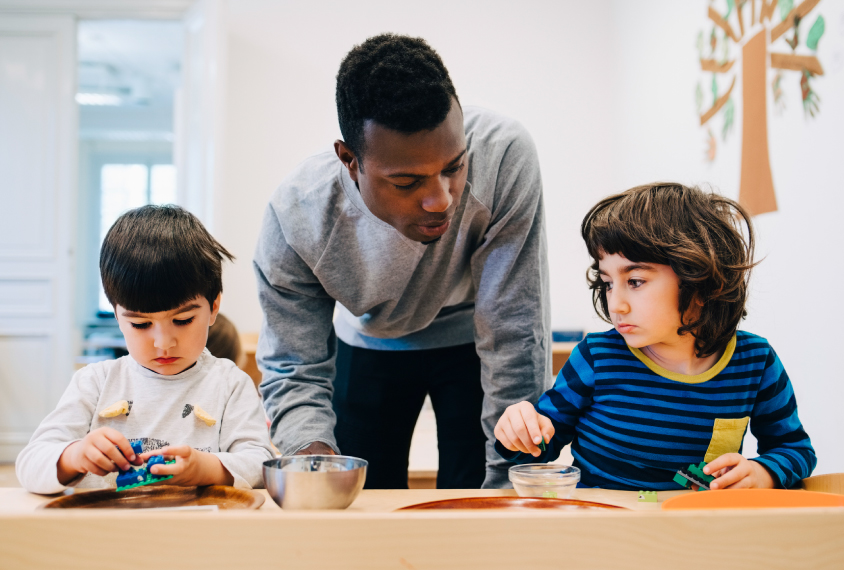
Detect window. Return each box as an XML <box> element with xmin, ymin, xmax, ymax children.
<box><xmin>97</xmin><ymin>162</ymin><xmax>178</xmax><ymax>312</ymax></box>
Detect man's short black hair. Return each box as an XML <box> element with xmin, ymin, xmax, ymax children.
<box><xmin>336</xmin><ymin>33</ymin><xmax>459</xmax><ymax>159</ymax></box>
<box><xmin>100</xmin><ymin>205</ymin><xmax>234</xmax><ymax>313</ymax></box>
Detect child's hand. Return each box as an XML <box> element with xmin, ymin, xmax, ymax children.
<box><xmin>140</xmin><ymin>446</ymin><xmax>234</xmax><ymax>487</ymax></box>
<box><xmin>494</xmin><ymin>401</ymin><xmax>555</xmax><ymax>457</ymax></box>
<box><xmin>57</xmin><ymin>427</ymin><xmax>143</xmax><ymax>484</ymax></box>
<box><xmin>704</xmin><ymin>453</ymin><xmax>775</xmax><ymax>490</ymax></box>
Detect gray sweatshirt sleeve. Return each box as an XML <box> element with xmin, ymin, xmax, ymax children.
<box><xmin>253</xmin><ymin>204</ymin><xmax>340</xmax><ymax>456</ymax></box>
<box><xmin>214</xmin><ymin>372</ymin><xmax>276</xmax><ymax>489</ymax></box>
<box><xmin>15</xmin><ymin>368</ymin><xmax>100</xmax><ymax>494</ymax></box>
<box><xmin>471</xmin><ymin>124</ymin><xmax>551</xmax><ymax>488</ymax></box>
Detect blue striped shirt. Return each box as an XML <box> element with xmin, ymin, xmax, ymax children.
<box><xmin>496</xmin><ymin>330</ymin><xmax>816</xmax><ymax>490</ymax></box>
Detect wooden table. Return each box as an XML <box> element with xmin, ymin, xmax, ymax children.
<box><xmin>2</xmin><ymin>487</ymin><xmax>843</xmax><ymax>569</ymax></box>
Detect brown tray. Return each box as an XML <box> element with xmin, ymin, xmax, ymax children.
<box><xmin>39</xmin><ymin>485</ymin><xmax>264</xmax><ymax>510</ymax></box>
<box><xmin>398</xmin><ymin>497</ymin><xmax>626</xmax><ymax>510</ymax></box>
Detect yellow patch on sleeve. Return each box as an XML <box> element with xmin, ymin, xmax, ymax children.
<box><xmin>704</xmin><ymin>417</ymin><xmax>750</xmax><ymax>463</ymax></box>
<box><xmin>193</xmin><ymin>405</ymin><xmax>217</xmax><ymax>426</ymax></box>
<box><xmin>99</xmin><ymin>400</ymin><xmax>130</xmax><ymax>418</ymax></box>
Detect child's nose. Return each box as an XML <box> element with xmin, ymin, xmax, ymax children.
<box><xmin>153</xmin><ymin>329</ymin><xmax>176</xmax><ymax>350</ymax></box>
<box><xmin>608</xmin><ymin>291</ymin><xmax>630</xmax><ymax>315</ymax></box>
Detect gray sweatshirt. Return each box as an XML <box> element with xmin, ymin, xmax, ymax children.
<box><xmin>16</xmin><ymin>350</ymin><xmax>274</xmax><ymax>494</ymax></box>
<box><xmin>254</xmin><ymin>106</ymin><xmax>550</xmax><ymax>488</ymax></box>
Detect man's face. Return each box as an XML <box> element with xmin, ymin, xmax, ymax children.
<box><xmin>335</xmin><ymin>98</ymin><xmax>468</xmax><ymax>242</ymax></box>
<box><xmin>115</xmin><ymin>294</ymin><xmax>220</xmax><ymax>375</ymax></box>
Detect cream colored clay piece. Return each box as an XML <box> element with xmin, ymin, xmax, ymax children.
<box><xmin>193</xmin><ymin>405</ymin><xmax>217</xmax><ymax>426</ymax></box>
<box><xmin>99</xmin><ymin>400</ymin><xmax>130</xmax><ymax>418</ymax></box>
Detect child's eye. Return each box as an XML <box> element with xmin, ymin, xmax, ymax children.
<box><xmin>174</xmin><ymin>317</ymin><xmax>195</xmax><ymax>326</ymax></box>
<box><xmin>130</xmin><ymin>322</ymin><xmax>151</xmax><ymax>330</ymax></box>
<box><xmin>628</xmin><ymin>279</ymin><xmax>644</xmax><ymax>288</ymax></box>
<box><xmin>393</xmin><ymin>181</ymin><xmax>419</xmax><ymax>191</ymax></box>
<box><xmin>603</xmin><ymin>281</ymin><xmax>613</xmax><ymax>291</ymax></box>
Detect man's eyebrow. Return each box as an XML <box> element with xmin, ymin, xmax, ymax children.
<box><xmin>121</xmin><ymin>303</ymin><xmax>202</xmax><ymax>318</ymax></box>
<box><xmin>386</xmin><ymin>149</ymin><xmax>467</xmax><ymax>179</ymax></box>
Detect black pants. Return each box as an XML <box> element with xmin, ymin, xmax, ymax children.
<box><xmin>333</xmin><ymin>340</ymin><xmax>486</xmax><ymax>489</ymax></box>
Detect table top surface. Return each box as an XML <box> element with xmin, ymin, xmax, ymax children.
<box><xmin>0</xmin><ymin>486</ymin><xmax>687</xmax><ymax>515</ymax></box>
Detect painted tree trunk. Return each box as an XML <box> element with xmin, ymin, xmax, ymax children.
<box><xmin>739</xmin><ymin>30</ymin><xmax>778</xmax><ymax>216</ymax></box>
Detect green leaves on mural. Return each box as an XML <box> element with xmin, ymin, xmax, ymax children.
<box><xmin>780</xmin><ymin>0</ymin><xmax>794</xmax><ymax>20</ymax></box>
<box><xmin>722</xmin><ymin>98</ymin><xmax>734</xmax><ymax>140</ymax></box>
<box><xmin>806</xmin><ymin>15</ymin><xmax>825</xmax><ymax>50</ymax></box>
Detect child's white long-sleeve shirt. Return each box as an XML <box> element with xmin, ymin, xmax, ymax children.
<box><xmin>16</xmin><ymin>349</ymin><xmax>275</xmax><ymax>494</ymax></box>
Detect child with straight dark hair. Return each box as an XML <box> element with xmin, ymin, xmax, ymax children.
<box><xmin>495</xmin><ymin>183</ymin><xmax>816</xmax><ymax>490</ymax></box>
<box><xmin>17</xmin><ymin>205</ymin><xmax>274</xmax><ymax>493</ymax></box>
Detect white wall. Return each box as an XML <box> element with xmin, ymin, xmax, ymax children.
<box><xmin>213</xmin><ymin>0</ymin><xmax>844</xmax><ymax>474</ymax></box>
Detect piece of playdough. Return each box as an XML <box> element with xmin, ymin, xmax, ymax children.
<box><xmin>193</xmin><ymin>405</ymin><xmax>216</xmax><ymax>426</ymax></box>
<box><xmin>99</xmin><ymin>400</ymin><xmax>130</xmax><ymax>418</ymax></box>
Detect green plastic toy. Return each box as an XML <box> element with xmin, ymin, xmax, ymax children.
<box><xmin>673</xmin><ymin>461</ymin><xmax>715</xmax><ymax>491</ymax></box>
<box><xmin>637</xmin><ymin>491</ymin><xmax>658</xmax><ymax>502</ymax></box>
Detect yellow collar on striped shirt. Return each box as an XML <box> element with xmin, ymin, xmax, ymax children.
<box><xmin>627</xmin><ymin>334</ymin><xmax>737</xmax><ymax>384</ymax></box>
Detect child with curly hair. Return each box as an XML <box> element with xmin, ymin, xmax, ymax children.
<box><xmin>495</xmin><ymin>183</ymin><xmax>816</xmax><ymax>490</ymax></box>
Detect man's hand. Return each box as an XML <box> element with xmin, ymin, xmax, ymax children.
<box><xmin>294</xmin><ymin>441</ymin><xmax>336</xmax><ymax>456</ymax></box>
<box><xmin>56</xmin><ymin>427</ymin><xmax>143</xmax><ymax>485</ymax></box>
<box><xmin>704</xmin><ymin>453</ymin><xmax>776</xmax><ymax>490</ymax></box>
<box><xmin>494</xmin><ymin>401</ymin><xmax>555</xmax><ymax>457</ymax></box>
<box><xmin>140</xmin><ymin>446</ymin><xmax>234</xmax><ymax>487</ymax></box>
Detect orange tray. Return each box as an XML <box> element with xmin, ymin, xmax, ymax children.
<box><xmin>661</xmin><ymin>489</ymin><xmax>844</xmax><ymax>510</ymax></box>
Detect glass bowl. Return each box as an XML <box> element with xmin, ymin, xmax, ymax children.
<box><xmin>509</xmin><ymin>464</ymin><xmax>581</xmax><ymax>499</ymax></box>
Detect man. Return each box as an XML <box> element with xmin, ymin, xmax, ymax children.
<box><xmin>255</xmin><ymin>34</ymin><xmax>549</xmax><ymax>489</ymax></box>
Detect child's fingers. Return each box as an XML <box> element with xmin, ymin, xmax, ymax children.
<box><xmin>537</xmin><ymin>415</ymin><xmax>555</xmax><ymax>443</ymax></box>
<box><xmin>517</xmin><ymin>406</ymin><xmax>544</xmax><ymax>451</ymax></box>
<box><xmin>155</xmin><ymin>445</ymin><xmax>191</xmax><ymax>458</ymax></box>
<box><xmin>101</xmin><ymin>428</ymin><xmax>138</xmax><ymax>464</ymax></box>
<box><xmin>92</xmin><ymin>437</ymin><xmax>133</xmax><ymax>471</ymax></box>
<box><xmin>494</xmin><ymin>423</ymin><xmax>516</xmax><ymax>452</ymax></box>
<box><xmin>148</xmin><ymin>460</ymin><xmax>182</xmax><ymax>477</ymax></box>
<box><xmin>499</xmin><ymin>421</ymin><xmax>531</xmax><ymax>454</ymax></box>
<box><xmin>80</xmin><ymin>458</ymin><xmax>109</xmax><ymax>477</ymax></box>
<box><xmin>720</xmin><ymin>476</ymin><xmax>752</xmax><ymax>490</ymax></box>
<box><xmin>83</xmin><ymin>446</ymin><xmax>118</xmax><ymax>474</ymax></box>
<box><xmin>710</xmin><ymin>461</ymin><xmax>750</xmax><ymax>490</ymax></box>
<box><xmin>703</xmin><ymin>453</ymin><xmax>740</xmax><ymax>475</ymax></box>
<box><xmin>712</xmin><ymin>466</ymin><xmax>732</xmax><ymax>478</ymax></box>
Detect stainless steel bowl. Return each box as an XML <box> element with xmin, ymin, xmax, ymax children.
<box><xmin>263</xmin><ymin>455</ymin><xmax>367</xmax><ymax>510</ymax></box>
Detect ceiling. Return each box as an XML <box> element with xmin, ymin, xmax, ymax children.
<box><xmin>77</xmin><ymin>19</ymin><xmax>183</xmax><ymax>106</ymax></box>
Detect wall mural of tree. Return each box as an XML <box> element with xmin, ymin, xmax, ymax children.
<box><xmin>697</xmin><ymin>0</ymin><xmax>825</xmax><ymax>216</ymax></box>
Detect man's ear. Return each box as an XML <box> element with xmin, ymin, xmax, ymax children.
<box><xmin>334</xmin><ymin>140</ymin><xmax>360</xmax><ymax>183</ymax></box>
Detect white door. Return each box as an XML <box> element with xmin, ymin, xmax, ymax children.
<box><xmin>0</xmin><ymin>14</ymin><xmax>77</xmax><ymax>462</ymax></box>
